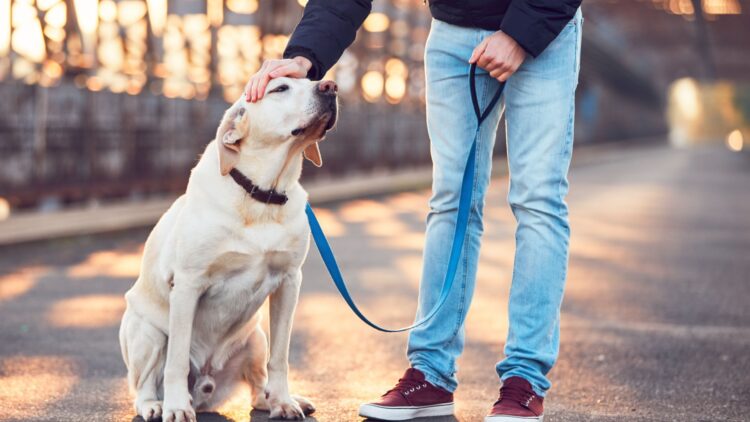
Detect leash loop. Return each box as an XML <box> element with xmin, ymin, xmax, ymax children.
<box><xmin>306</xmin><ymin>63</ymin><xmax>504</xmax><ymax>332</ymax></box>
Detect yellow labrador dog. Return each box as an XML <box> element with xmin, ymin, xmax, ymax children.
<box><xmin>119</xmin><ymin>78</ymin><xmax>338</xmax><ymax>422</ymax></box>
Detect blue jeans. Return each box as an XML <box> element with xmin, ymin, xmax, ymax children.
<box><xmin>407</xmin><ymin>10</ymin><xmax>582</xmax><ymax>397</ymax></box>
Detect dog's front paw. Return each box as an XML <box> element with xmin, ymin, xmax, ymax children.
<box><xmin>137</xmin><ymin>399</ymin><xmax>162</xmax><ymax>421</ymax></box>
<box><xmin>162</xmin><ymin>394</ymin><xmax>196</xmax><ymax>422</ymax></box>
<box><xmin>267</xmin><ymin>393</ymin><xmax>308</xmax><ymax>420</ymax></box>
<box><xmin>292</xmin><ymin>395</ymin><xmax>316</xmax><ymax>415</ymax></box>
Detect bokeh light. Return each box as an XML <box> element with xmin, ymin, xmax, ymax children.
<box><xmin>227</xmin><ymin>0</ymin><xmax>258</xmax><ymax>14</ymax></box>
<box><xmin>1</xmin><ymin>0</ymin><xmax>10</xmax><ymax>57</ymax></box>
<box><xmin>726</xmin><ymin>129</ymin><xmax>744</xmax><ymax>152</ymax></box>
<box><xmin>0</xmin><ymin>196</ymin><xmax>10</xmax><ymax>220</ymax></box>
<box><xmin>363</xmin><ymin>13</ymin><xmax>390</xmax><ymax>32</ymax></box>
<box><xmin>361</xmin><ymin>70</ymin><xmax>384</xmax><ymax>103</ymax></box>
<box><xmin>0</xmin><ymin>0</ymin><xmax>429</xmax><ymax>104</ymax></box>
<box><xmin>146</xmin><ymin>0</ymin><xmax>167</xmax><ymax>36</ymax></box>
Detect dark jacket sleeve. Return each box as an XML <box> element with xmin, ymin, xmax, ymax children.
<box><xmin>500</xmin><ymin>0</ymin><xmax>582</xmax><ymax>58</ymax></box>
<box><xmin>283</xmin><ymin>0</ymin><xmax>372</xmax><ymax>80</ymax></box>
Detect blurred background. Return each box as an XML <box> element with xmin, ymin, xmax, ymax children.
<box><xmin>1</xmin><ymin>1</ymin><xmax>750</xmax><ymax>421</ymax></box>
<box><xmin>0</xmin><ymin>0</ymin><xmax>748</xmax><ymax>216</ymax></box>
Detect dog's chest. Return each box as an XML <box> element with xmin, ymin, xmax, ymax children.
<box><xmin>202</xmin><ymin>224</ymin><xmax>303</xmax><ymax>299</ymax></box>
<box><xmin>192</xmin><ymin>225</ymin><xmax>302</xmax><ymax>344</ymax></box>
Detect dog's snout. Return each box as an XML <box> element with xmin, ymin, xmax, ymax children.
<box><xmin>318</xmin><ymin>80</ymin><xmax>338</xmax><ymax>96</ymax></box>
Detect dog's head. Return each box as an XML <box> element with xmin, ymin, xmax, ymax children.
<box><xmin>216</xmin><ymin>78</ymin><xmax>338</xmax><ymax>175</ymax></box>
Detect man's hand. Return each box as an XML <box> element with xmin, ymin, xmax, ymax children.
<box><xmin>469</xmin><ymin>31</ymin><xmax>526</xmax><ymax>82</ymax></box>
<box><xmin>245</xmin><ymin>57</ymin><xmax>313</xmax><ymax>102</ymax></box>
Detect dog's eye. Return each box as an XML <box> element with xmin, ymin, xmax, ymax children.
<box><xmin>269</xmin><ymin>84</ymin><xmax>289</xmax><ymax>94</ymax></box>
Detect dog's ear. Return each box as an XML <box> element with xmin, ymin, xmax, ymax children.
<box><xmin>303</xmin><ymin>142</ymin><xmax>323</xmax><ymax>167</ymax></box>
<box><xmin>216</xmin><ymin>104</ymin><xmax>249</xmax><ymax>175</ymax></box>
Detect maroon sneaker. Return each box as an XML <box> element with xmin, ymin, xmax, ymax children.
<box><xmin>358</xmin><ymin>368</ymin><xmax>454</xmax><ymax>420</ymax></box>
<box><xmin>485</xmin><ymin>377</ymin><xmax>544</xmax><ymax>422</ymax></box>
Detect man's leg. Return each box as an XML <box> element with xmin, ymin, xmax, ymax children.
<box><xmin>407</xmin><ymin>19</ymin><xmax>504</xmax><ymax>393</ymax></box>
<box><xmin>360</xmin><ymin>19</ymin><xmax>504</xmax><ymax>420</ymax></box>
<box><xmin>495</xmin><ymin>9</ymin><xmax>583</xmax><ymax>397</ymax></box>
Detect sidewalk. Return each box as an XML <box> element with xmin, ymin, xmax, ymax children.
<box><xmin>1</xmin><ymin>142</ymin><xmax>748</xmax><ymax>421</ymax></box>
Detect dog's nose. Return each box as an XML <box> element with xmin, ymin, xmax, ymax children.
<box><xmin>318</xmin><ymin>80</ymin><xmax>338</xmax><ymax>96</ymax></box>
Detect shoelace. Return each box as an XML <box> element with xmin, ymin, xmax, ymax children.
<box><xmin>494</xmin><ymin>384</ymin><xmax>535</xmax><ymax>408</ymax></box>
<box><xmin>385</xmin><ymin>377</ymin><xmax>429</xmax><ymax>397</ymax></box>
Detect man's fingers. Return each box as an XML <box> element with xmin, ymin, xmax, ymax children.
<box><xmin>247</xmin><ymin>61</ymin><xmax>275</xmax><ymax>101</ymax></box>
<box><xmin>251</xmin><ymin>75</ymin><xmax>265</xmax><ymax>102</ymax></box>
<box><xmin>247</xmin><ymin>77</ymin><xmax>257</xmax><ymax>102</ymax></box>
<box><xmin>497</xmin><ymin>70</ymin><xmax>514</xmax><ymax>82</ymax></box>
<box><xmin>255</xmin><ymin>74</ymin><xmax>271</xmax><ymax>101</ymax></box>
<box><xmin>249</xmin><ymin>76</ymin><xmax>261</xmax><ymax>102</ymax></box>
<box><xmin>250</xmin><ymin>77</ymin><xmax>255</xmax><ymax>102</ymax></box>
<box><xmin>269</xmin><ymin>64</ymin><xmax>296</xmax><ymax>78</ymax></box>
<box><xmin>489</xmin><ymin>68</ymin><xmax>504</xmax><ymax>79</ymax></box>
<box><xmin>477</xmin><ymin>51</ymin><xmax>496</xmax><ymax>71</ymax></box>
<box><xmin>251</xmin><ymin>75</ymin><xmax>263</xmax><ymax>102</ymax></box>
<box><xmin>246</xmin><ymin>72</ymin><xmax>262</xmax><ymax>101</ymax></box>
<box><xmin>469</xmin><ymin>39</ymin><xmax>488</xmax><ymax>64</ymax></box>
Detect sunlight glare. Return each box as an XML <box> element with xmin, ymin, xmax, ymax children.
<box><xmin>67</xmin><ymin>249</ymin><xmax>143</xmax><ymax>278</ymax></box>
<box><xmin>47</xmin><ymin>294</ymin><xmax>126</xmax><ymax>328</ymax></box>
<box><xmin>0</xmin><ymin>356</ymin><xmax>79</xmax><ymax>420</ymax></box>
<box><xmin>0</xmin><ymin>267</ymin><xmax>47</xmax><ymax>302</ymax></box>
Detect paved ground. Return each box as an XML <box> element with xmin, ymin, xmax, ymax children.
<box><xmin>1</xmin><ymin>143</ymin><xmax>749</xmax><ymax>422</ymax></box>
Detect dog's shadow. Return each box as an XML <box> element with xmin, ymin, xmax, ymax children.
<box><xmin>131</xmin><ymin>410</ymin><xmax>321</xmax><ymax>422</ymax></box>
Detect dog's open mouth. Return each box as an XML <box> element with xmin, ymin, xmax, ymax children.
<box><xmin>292</xmin><ymin>110</ymin><xmax>337</xmax><ymax>138</ymax></box>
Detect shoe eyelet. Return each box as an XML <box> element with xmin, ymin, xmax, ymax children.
<box><xmin>410</xmin><ymin>388</ymin><xmax>415</xmax><ymax>392</ymax></box>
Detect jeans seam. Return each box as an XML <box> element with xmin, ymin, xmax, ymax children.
<box><xmin>557</xmin><ymin>24</ymin><xmax>579</xmax><ymax>219</ymax></box>
<box><xmin>442</xmin><ymin>68</ymin><xmax>490</xmax><ymax>356</ymax></box>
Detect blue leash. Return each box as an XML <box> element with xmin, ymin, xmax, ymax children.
<box><xmin>305</xmin><ymin>63</ymin><xmax>505</xmax><ymax>332</ymax></box>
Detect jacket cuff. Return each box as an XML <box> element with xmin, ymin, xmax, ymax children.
<box><xmin>499</xmin><ymin>2</ymin><xmax>557</xmax><ymax>58</ymax></box>
<box><xmin>283</xmin><ymin>47</ymin><xmax>324</xmax><ymax>80</ymax></box>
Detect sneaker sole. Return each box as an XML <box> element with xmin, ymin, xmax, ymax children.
<box><xmin>359</xmin><ymin>402</ymin><xmax>454</xmax><ymax>420</ymax></box>
<box><xmin>484</xmin><ymin>415</ymin><xmax>543</xmax><ymax>422</ymax></box>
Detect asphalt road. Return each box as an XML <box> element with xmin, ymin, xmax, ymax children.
<box><xmin>1</xmin><ymin>143</ymin><xmax>749</xmax><ymax>422</ymax></box>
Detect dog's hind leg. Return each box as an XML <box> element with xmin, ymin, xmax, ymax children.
<box><xmin>244</xmin><ymin>325</ymin><xmax>270</xmax><ymax>411</ymax></box>
<box><xmin>120</xmin><ymin>308</ymin><xmax>167</xmax><ymax>421</ymax></box>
